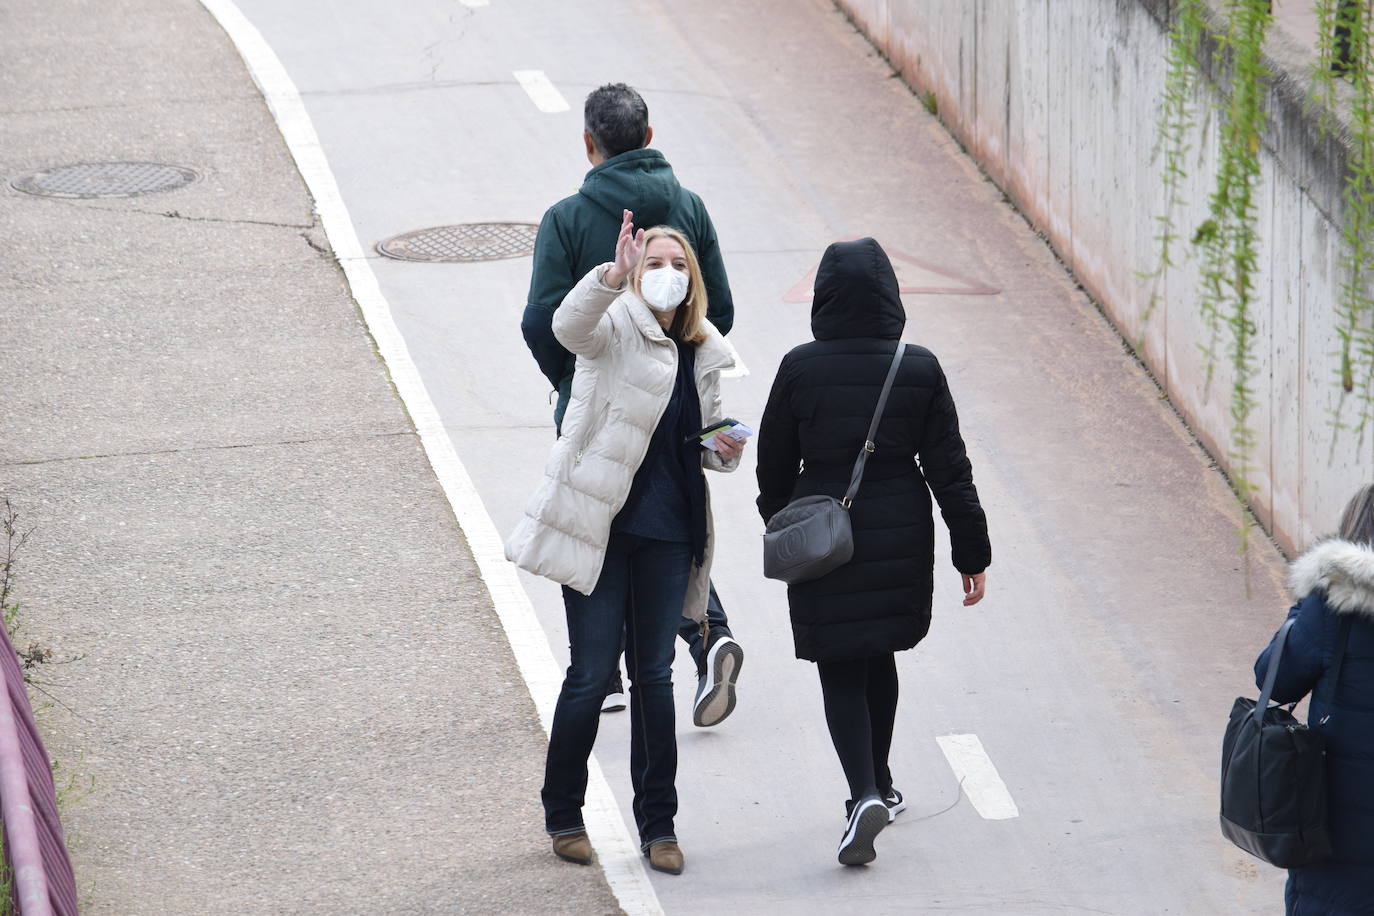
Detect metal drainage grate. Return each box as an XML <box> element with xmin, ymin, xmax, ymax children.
<box><xmin>376</xmin><ymin>222</ymin><xmax>540</xmax><ymax>262</ymax></box>
<box><xmin>9</xmin><ymin>161</ymin><xmax>199</xmax><ymax>199</ymax></box>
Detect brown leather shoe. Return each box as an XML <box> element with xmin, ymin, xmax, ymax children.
<box><xmin>645</xmin><ymin>840</ymin><xmax>684</xmax><ymax>875</ymax></box>
<box><xmin>552</xmin><ymin>831</ymin><xmax>593</xmax><ymax>865</ymax></box>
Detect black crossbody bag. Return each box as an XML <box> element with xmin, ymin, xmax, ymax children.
<box><xmin>762</xmin><ymin>343</ymin><xmax>906</xmax><ymax>585</ymax></box>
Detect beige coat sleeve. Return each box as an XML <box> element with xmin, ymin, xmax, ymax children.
<box><xmin>552</xmin><ymin>263</ymin><xmax>624</xmax><ymax>359</ymax></box>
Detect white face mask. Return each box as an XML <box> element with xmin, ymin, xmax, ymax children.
<box><xmin>640</xmin><ymin>266</ymin><xmax>689</xmax><ymax>312</ymax></box>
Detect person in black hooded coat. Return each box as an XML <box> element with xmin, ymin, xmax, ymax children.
<box><xmin>755</xmin><ymin>238</ymin><xmax>991</xmax><ymax>865</ymax></box>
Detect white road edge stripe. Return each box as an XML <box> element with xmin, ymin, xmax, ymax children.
<box><xmin>195</xmin><ymin>3</ymin><xmax>662</xmax><ymax>913</ymax></box>
<box><xmin>935</xmin><ymin>733</ymin><xmax>1020</xmax><ymax>821</ymax></box>
<box><xmin>458</xmin><ymin>0</ymin><xmax>489</xmax><ymax>7</ymax></box>
<box><xmin>514</xmin><ymin>69</ymin><xmax>571</xmax><ymax>113</ymax></box>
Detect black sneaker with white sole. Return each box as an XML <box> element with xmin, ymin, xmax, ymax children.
<box><xmin>601</xmin><ymin>672</ymin><xmax>626</xmax><ymax>714</ymax></box>
<box><xmin>883</xmin><ymin>788</ymin><xmax>907</xmax><ymax>820</ymax></box>
<box><xmin>692</xmin><ymin>636</ymin><xmax>743</xmax><ymax>727</ymax></box>
<box><xmin>845</xmin><ymin>788</ymin><xmax>906</xmax><ymax>821</ymax></box>
<box><xmin>837</xmin><ymin>796</ymin><xmax>888</xmax><ymax>866</ymax></box>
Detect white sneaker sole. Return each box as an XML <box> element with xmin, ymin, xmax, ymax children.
<box><xmin>601</xmin><ymin>691</ymin><xmax>626</xmax><ymax>713</ymax></box>
<box><xmin>838</xmin><ymin>799</ymin><xmax>888</xmax><ymax>866</ymax></box>
<box><xmin>693</xmin><ymin>637</ymin><xmax>743</xmax><ymax>727</ymax></box>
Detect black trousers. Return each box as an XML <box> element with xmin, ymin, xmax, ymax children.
<box><xmin>816</xmin><ymin>653</ymin><xmax>899</xmax><ymax>803</ymax></box>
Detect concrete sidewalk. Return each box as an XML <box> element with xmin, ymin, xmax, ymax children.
<box><xmin>0</xmin><ymin>0</ymin><xmax>619</xmax><ymax>912</ymax></box>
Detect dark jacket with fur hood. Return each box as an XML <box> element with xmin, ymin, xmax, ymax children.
<box><xmin>755</xmin><ymin>238</ymin><xmax>990</xmax><ymax>662</ymax></box>
<box><xmin>1256</xmin><ymin>538</ymin><xmax>1374</xmax><ymax>914</ymax></box>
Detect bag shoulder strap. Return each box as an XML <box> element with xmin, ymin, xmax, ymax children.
<box><xmin>1257</xmin><ymin>612</ymin><xmax>1356</xmax><ymax>726</ymax></box>
<box><xmin>842</xmin><ymin>343</ymin><xmax>907</xmax><ymax>508</ymax></box>
<box><xmin>1255</xmin><ymin>617</ymin><xmax>1297</xmax><ymax>724</ymax></box>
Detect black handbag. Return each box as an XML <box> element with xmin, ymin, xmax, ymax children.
<box><xmin>1219</xmin><ymin>613</ymin><xmax>1352</xmax><ymax>868</ymax></box>
<box><xmin>762</xmin><ymin>343</ymin><xmax>906</xmax><ymax>585</ymax></box>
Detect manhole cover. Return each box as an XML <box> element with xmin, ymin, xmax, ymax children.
<box><xmin>376</xmin><ymin>222</ymin><xmax>540</xmax><ymax>262</ymax></box>
<box><xmin>9</xmin><ymin>161</ymin><xmax>199</xmax><ymax>199</ymax></box>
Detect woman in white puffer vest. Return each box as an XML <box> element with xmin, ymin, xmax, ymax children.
<box><xmin>505</xmin><ymin>209</ymin><xmax>742</xmax><ymax>876</ymax></box>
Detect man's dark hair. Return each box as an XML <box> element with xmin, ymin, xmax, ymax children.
<box><xmin>584</xmin><ymin>83</ymin><xmax>649</xmax><ymax>159</ymax></box>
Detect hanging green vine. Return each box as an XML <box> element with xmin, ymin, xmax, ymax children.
<box><xmin>1152</xmin><ymin>0</ymin><xmax>1271</xmax><ymax>547</ymax></box>
<box><xmin>1313</xmin><ymin>0</ymin><xmax>1374</xmax><ymax>439</ymax></box>
<box><xmin>1201</xmin><ymin>0</ymin><xmax>1270</xmax><ymax>526</ymax></box>
<box><xmin>1146</xmin><ymin>0</ymin><xmax>1374</xmax><ymax>553</ymax></box>
<box><xmin>1152</xmin><ymin>0</ymin><xmax>1374</xmax><ymax>546</ymax></box>
<box><xmin>1312</xmin><ymin>0</ymin><xmax>1341</xmax><ymax>127</ymax></box>
<box><xmin>1147</xmin><ymin>0</ymin><xmax>1208</xmax><ymax>329</ymax></box>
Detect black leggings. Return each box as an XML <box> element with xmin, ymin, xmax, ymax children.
<box><xmin>816</xmin><ymin>653</ymin><xmax>899</xmax><ymax>802</ymax></box>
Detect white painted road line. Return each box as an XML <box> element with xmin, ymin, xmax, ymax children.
<box><xmin>936</xmin><ymin>733</ymin><xmax>1020</xmax><ymax>821</ymax></box>
<box><xmin>196</xmin><ymin>2</ymin><xmax>662</xmax><ymax>914</ymax></box>
<box><xmin>514</xmin><ymin>69</ymin><xmax>571</xmax><ymax>113</ymax></box>
<box><xmin>458</xmin><ymin>0</ymin><xmax>489</xmax><ymax>7</ymax></box>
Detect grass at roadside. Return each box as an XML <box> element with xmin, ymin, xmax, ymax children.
<box><xmin>1</xmin><ymin>497</ymin><xmax>91</xmax><ymax>909</ymax></box>
<box><xmin>1</xmin><ymin>831</ymin><xmax>11</xmax><ymax>916</ymax></box>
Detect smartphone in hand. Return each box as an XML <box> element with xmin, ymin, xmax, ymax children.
<box><xmin>686</xmin><ymin>418</ymin><xmax>755</xmax><ymax>452</ymax></box>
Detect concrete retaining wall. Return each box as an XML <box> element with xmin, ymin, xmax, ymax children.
<box><xmin>835</xmin><ymin>0</ymin><xmax>1367</xmax><ymax>553</ymax></box>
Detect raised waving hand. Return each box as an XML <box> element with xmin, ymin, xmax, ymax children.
<box><xmin>604</xmin><ymin>209</ymin><xmax>645</xmax><ymax>288</ymax></box>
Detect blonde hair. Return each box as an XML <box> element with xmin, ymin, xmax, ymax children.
<box><xmin>630</xmin><ymin>226</ymin><xmax>709</xmax><ymax>344</ymax></box>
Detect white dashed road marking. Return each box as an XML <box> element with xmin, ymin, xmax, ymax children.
<box><xmin>936</xmin><ymin>733</ymin><xmax>1020</xmax><ymax>821</ymax></box>
<box><xmin>514</xmin><ymin>69</ymin><xmax>571</xmax><ymax>113</ymax></box>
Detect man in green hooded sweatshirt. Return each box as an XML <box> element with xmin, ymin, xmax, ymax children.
<box><xmin>521</xmin><ymin>82</ymin><xmax>742</xmax><ymax>727</ymax></box>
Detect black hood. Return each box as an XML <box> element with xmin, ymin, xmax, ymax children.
<box><xmin>578</xmin><ymin>148</ymin><xmax>678</xmax><ymax>227</ymax></box>
<box><xmin>810</xmin><ymin>238</ymin><xmax>905</xmax><ymax>341</ymax></box>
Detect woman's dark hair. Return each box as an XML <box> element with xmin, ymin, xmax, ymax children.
<box><xmin>1338</xmin><ymin>483</ymin><xmax>1374</xmax><ymax>546</ymax></box>
<box><xmin>584</xmin><ymin>83</ymin><xmax>649</xmax><ymax>159</ymax></box>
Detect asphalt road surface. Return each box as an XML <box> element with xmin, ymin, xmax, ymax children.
<box><xmin>228</xmin><ymin>0</ymin><xmax>1292</xmax><ymax>911</ymax></box>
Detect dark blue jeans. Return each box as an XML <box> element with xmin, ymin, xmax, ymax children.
<box><xmin>542</xmin><ymin>533</ymin><xmax>691</xmax><ymax>848</ymax></box>
<box><xmin>554</xmin><ymin>385</ymin><xmax>733</xmax><ymax>677</ymax></box>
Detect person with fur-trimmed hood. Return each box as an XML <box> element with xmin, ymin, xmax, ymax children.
<box><xmin>1254</xmin><ymin>484</ymin><xmax>1374</xmax><ymax>915</ymax></box>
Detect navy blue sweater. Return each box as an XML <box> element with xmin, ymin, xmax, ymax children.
<box><xmin>612</xmin><ymin>341</ymin><xmax>706</xmax><ymax>564</ymax></box>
